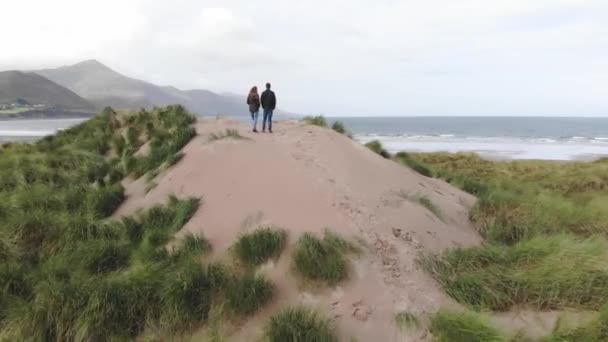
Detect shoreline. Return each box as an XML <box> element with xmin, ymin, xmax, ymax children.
<box><xmin>1</xmin><ymin>117</ymin><xmax>607</xmax><ymax>162</ymax></box>
<box><xmin>0</xmin><ymin>110</ymin><xmax>94</xmax><ymax>121</ymax></box>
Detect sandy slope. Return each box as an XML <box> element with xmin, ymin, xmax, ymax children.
<box><xmin>116</xmin><ymin>118</ymin><xmax>482</xmax><ymax>341</ymax></box>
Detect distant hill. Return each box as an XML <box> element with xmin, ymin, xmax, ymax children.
<box><xmin>0</xmin><ymin>71</ymin><xmax>95</xmax><ymax>111</ymax></box>
<box><xmin>35</xmin><ymin>60</ymin><xmax>283</xmax><ymax>117</ymax></box>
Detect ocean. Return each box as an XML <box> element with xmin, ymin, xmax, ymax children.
<box><xmin>2</xmin><ymin>117</ymin><xmax>607</xmax><ymax>161</ymax></box>
<box><xmin>0</xmin><ymin>118</ymin><xmax>87</xmax><ymax>142</ymax></box>
<box><xmin>330</xmin><ymin>117</ymin><xmax>608</xmax><ymax>161</ymax></box>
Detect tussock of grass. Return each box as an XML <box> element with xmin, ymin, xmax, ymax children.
<box><xmin>395</xmin><ymin>311</ymin><xmax>420</xmax><ymax>330</ymax></box>
<box><xmin>331</xmin><ymin>121</ymin><xmax>346</xmax><ymax>134</ymax></box>
<box><xmin>233</xmin><ymin>227</ymin><xmax>287</xmax><ymax>266</ymax></box>
<box><xmin>225</xmin><ymin>273</ymin><xmax>274</xmax><ymax>315</ymax></box>
<box><xmin>546</xmin><ymin>304</ymin><xmax>608</xmax><ymax>341</ymax></box>
<box><xmin>303</xmin><ymin>115</ymin><xmax>328</xmax><ymax>127</ymax></box>
<box><xmin>399</xmin><ymin>191</ymin><xmax>443</xmax><ymax>220</ymax></box>
<box><xmin>209</xmin><ymin>128</ymin><xmax>244</xmax><ymax>141</ymax></box>
<box><xmin>172</xmin><ymin>233</ymin><xmax>211</xmax><ymax>259</ymax></box>
<box><xmin>394</xmin><ymin>152</ymin><xmax>434</xmax><ymax>177</ymax></box>
<box><xmin>365</xmin><ymin>140</ymin><xmax>391</xmax><ymax>158</ymax></box>
<box><xmin>421</xmin><ymin>235</ymin><xmax>608</xmax><ymax>311</ymax></box>
<box><xmin>293</xmin><ymin>230</ymin><xmax>357</xmax><ymax>284</ymax></box>
<box><xmin>430</xmin><ymin>310</ymin><xmax>506</xmax><ymax>342</ymax></box>
<box><xmin>418</xmin><ymin>196</ymin><xmax>443</xmax><ymax>220</ymax></box>
<box><xmin>266</xmin><ymin>306</ymin><xmax>338</xmax><ymax>342</ymax></box>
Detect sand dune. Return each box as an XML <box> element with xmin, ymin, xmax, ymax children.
<box><xmin>116</xmin><ymin>118</ymin><xmax>482</xmax><ymax>341</ymax></box>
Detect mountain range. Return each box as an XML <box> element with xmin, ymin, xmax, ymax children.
<box><xmin>1</xmin><ymin>59</ymin><xmax>290</xmax><ymax>117</ymax></box>
<box><xmin>0</xmin><ymin>71</ymin><xmax>95</xmax><ymax>112</ymax></box>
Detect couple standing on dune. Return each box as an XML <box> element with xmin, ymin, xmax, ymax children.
<box><xmin>247</xmin><ymin>83</ymin><xmax>276</xmax><ymax>133</ymax></box>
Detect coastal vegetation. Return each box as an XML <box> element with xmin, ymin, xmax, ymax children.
<box><xmin>233</xmin><ymin>226</ymin><xmax>287</xmax><ymax>266</ymax></box>
<box><xmin>365</xmin><ymin>139</ymin><xmax>391</xmax><ymax>158</ymax></box>
<box><xmin>430</xmin><ymin>310</ymin><xmax>506</xmax><ymax>342</ymax></box>
<box><xmin>209</xmin><ymin>128</ymin><xmax>244</xmax><ymax>141</ymax></box>
<box><xmin>266</xmin><ymin>306</ymin><xmax>338</xmax><ymax>342</ymax></box>
<box><xmin>398</xmin><ymin>152</ymin><xmax>608</xmax><ymax>338</ymax></box>
<box><xmin>303</xmin><ymin>115</ymin><xmax>328</xmax><ymax>127</ymax></box>
<box><xmin>394</xmin><ymin>311</ymin><xmax>420</xmax><ymax>330</ymax></box>
<box><xmin>0</xmin><ymin>106</ymin><xmax>276</xmax><ymax>340</ymax></box>
<box><xmin>301</xmin><ymin>115</ymin><xmax>353</xmax><ymax>138</ymax></box>
<box><xmin>293</xmin><ymin>230</ymin><xmax>358</xmax><ymax>285</ymax></box>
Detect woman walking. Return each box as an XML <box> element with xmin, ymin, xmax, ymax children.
<box><xmin>246</xmin><ymin>86</ymin><xmax>260</xmax><ymax>132</ymax></box>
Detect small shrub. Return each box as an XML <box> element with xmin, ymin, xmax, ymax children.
<box><xmin>233</xmin><ymin>227</ymin><xmax>287</xmax><ymax>266</ymax></box>
<box><xmin>365</xmin><ymin>140</ymin><xmax>390</xmax><ymax>159</ymax></box>
<box><xmin>293</xmin><ymin>231</ymin><xmax>354</xmax><ymax>284</ymax></box>
<box><xmin>266</xmin><ymin>306</ymin><xmax>338</xmax><ymax>342</ymax></box>
<box><xmin>225</xmin><ymin>273</ymin><xmax>274</xmax><ymax>315</ymax></box>
<box><xmin>430</xmin><ymin>310</ymin><xmax>506</xmax><ymax>342</ymax></box>
<box><xmin>303</xmin><ymin>115</ymin><xmax>328</xmax><ymax>127</ymax></box>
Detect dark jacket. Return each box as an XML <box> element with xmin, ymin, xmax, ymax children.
<box><xmin>246</xmin><ymin>93</ymin><xmax>260</xmax><ymax>113</ymax></box>
<box><xmin>261</xmin><ymin>89</ymin><xmax>276</xmax><ymax>110</ymax></box>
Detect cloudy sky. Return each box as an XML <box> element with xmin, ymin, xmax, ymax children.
<box><xmin>1</xmin><ymin>0</ymin><xmax>606</xmax><ymax>116</ymax></box>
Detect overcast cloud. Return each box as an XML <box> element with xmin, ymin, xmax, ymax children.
<box><xmin>1</xmin><ymin>0</ymin><xmax>606</xmax><ymax>116</ymax></box>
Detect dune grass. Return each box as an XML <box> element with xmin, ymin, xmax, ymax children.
<box><xmin>293</xmin><ymin>230</ymin><xmax>358</xmax><ymax>285</ymax></box>
<box><xmin>0</xmin><ymin>106</ymin><xmax>256</xmax><ymax>341</ymax></box>
<box><xmin>265</xmin><ymin>306</ymin><xmax>338</xmax><ymax>342</ymax></box>
<box><xmin>403</xmin><ymin>153</ymin><xmax>608</xmax><ymax>241</ymax></box>
<box><xmin>209</xmin><ymin>128</ymin><xmax>244</xmax><ymax>141</ymax></box>
<box><xmin>395</xmin><ymin>152</ymin><xmax>608</xmax><ymax>338</ymax></box>
<box><xmin>233</xmin><ymin>226</ymin><xmax>287</xmax><ymax>266</ymax></box>
<box><xmin>418</xmin><ymin>196</ymin><xmax>443</xmax><ymax>220</ymax></box>
<box><xmin>331</xmin><ymin>120</ymin><xmax>346</xmax><ymax>134</ymax></box>
<box><xmin>421</xmin><ymin>235</ymin><xmax>608</xmax><ymax>311</ymax></box>
<box><xmin>546</xmin><ymin>304</ymin><xmax>608</xmax><ymax>341</ymax></box>
<box><xmin>224</xmin><ymin>273</ymin><xmax>274</xmax><ymax>316</ymax></box>
<box><xmin>394</xmin><ymin>152</ymin><xmax>434</xmax><ymax>177</ymax></box>
<box><xmin>430</xmin><ymin>310</ymin><xmax>506</xmax><ymax>342</ymax></box>
<box><xmin>303</xmin><ymin>115</ymin><xmax>328</xmax><ymax>127</ymax></box>
<box><xmin>395</xmin><ymin>311</ymin><xmax>420</xmax><ymax>330</ymax></box>
<box><xmin>365</xmin><ymin>140</ymin><xmax>391</xmax><ymax>159</ymax></box>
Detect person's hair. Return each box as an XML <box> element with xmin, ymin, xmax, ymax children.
<box><xmin>265</xmin><ymin>83</ymin><xmax>271</xmax><ymax>89</ymax></box>
<box><xmin>249</xmin><ymin>86</ymin><xmax>258</xmax><ymax>94</ymax></box>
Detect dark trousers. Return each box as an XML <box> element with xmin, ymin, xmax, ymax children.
<box><xmin>263</xmin><ymin>109</ymin><xmax>273</xmax><ymax>131</ymax></box>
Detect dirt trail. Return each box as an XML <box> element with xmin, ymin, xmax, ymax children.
<box><xmin>116</xmin><ymin>118</ymin><xmax>482</xmax><ymax>341</ymax></box>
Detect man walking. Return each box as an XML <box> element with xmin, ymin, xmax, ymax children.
<box><xmin>260</xmin><ymin>82</ymin><xmax>276</xmax><ymax>133</ymax></box>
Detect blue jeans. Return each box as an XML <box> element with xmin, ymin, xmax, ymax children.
<box><xmin>251</xmin><ymin>111</ymin><xmax>259</xmax><ymax>130</ymax></box>
<box><xmin>263</xmin><ymin>109</ymin><xmax>273</xmax><ymax>131</ymax></box>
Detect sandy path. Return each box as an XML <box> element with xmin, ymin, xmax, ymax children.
<box><xmin>116</xmin><ymin>118</ymin><xmax>482</xmax><ymax>341</ymax></box>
